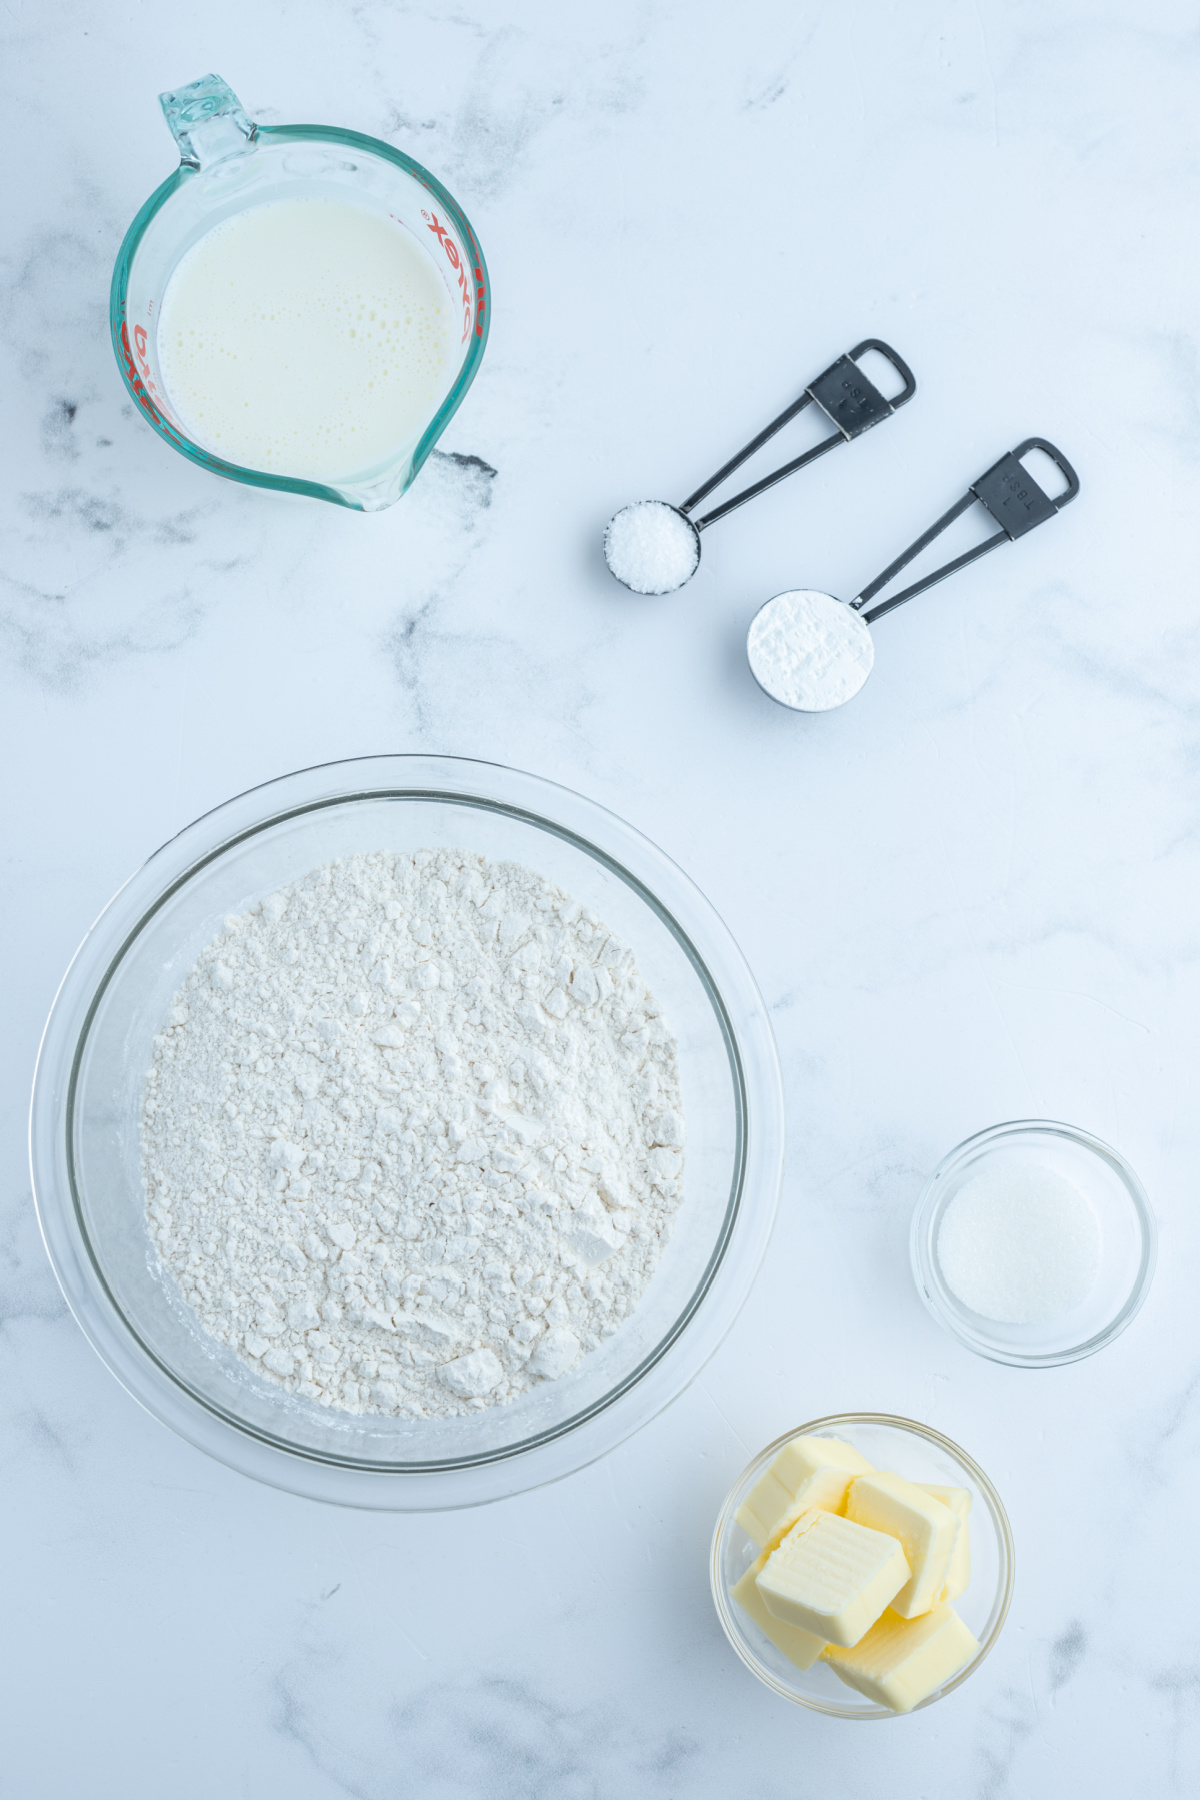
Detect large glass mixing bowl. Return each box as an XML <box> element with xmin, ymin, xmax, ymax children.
<box><xmin>30</xmin><ymin>757</ymin><xmax>783</xmax><ymax>1509</ymax></box>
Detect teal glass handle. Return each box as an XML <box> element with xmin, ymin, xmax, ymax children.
<box><xmin>159</xmin><ymin>73</ymin><xmax>256</xmax><ymax>170</ymax></box>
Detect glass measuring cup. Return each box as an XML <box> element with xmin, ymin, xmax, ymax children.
<box><xmin>110</xmin><ymin>74</ymin><xmax>489</xmax><ymax>512</ymax></box>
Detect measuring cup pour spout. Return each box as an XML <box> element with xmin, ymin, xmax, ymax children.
<box><xmin>747</xmin><ymin>439</ymin><xmax>1081</xmax><ymax>713</ymax></box>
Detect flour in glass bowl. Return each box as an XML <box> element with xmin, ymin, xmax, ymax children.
<box><xmin>140</xmin><ymin>850</ymin><xmax>686</xmax><ymax>1419</ymax></box>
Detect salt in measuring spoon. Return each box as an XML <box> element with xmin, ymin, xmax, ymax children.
<box><xmin>603</xmin><ymin>340</ymin><xmax>916</xmax><ymax>595</ymax></box>
<box><xmin>747</xmin><ymin>438</ymin><xmax>1081</xmax><ymax>713</ymax></box>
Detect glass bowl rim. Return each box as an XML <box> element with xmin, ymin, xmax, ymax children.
<box><xmin>109</xmin><ymin>122</ymin><xmax>490</xmax><ymax>511</ymax></box>
<box><xmin>709</xmin><ymin>1411</ymin><xmax>1015</xmax><ymax>1718</ymax></box>
<box><xmin>29</xmin><ymin>754</ymin><xmax>784</xmax><ymax>1509</ymax></box>
<box><xmin>909</xmin><ymin>1118</ymin><xmax>1157</xmax><ymax>1368</ymax></box>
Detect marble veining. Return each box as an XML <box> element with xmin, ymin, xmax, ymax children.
<box><xmin>3</xmin><ymin>0</ymin><xmax>1200</xmax><ymax>1794</ymax></box>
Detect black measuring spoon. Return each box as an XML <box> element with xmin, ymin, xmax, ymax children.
<box><xmin>603</xmin><ymin>340</ymin><xmax>917</xmax><ymax>595</ymax></box>
<box><xmin>746</xmin><ymin>439</ymin><xmax>1081</xmax><ymax>711</ymax></box>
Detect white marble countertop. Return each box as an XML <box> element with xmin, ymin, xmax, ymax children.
<box><xmin>3</xmin><ymin>1</ymin><xmax>1198</xmax><ymax>1793</ymax></box>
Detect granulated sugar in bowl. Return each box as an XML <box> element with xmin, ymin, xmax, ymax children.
<box><xmin>31</xmin><ymin>756</ymin><xmax>783</xmax><ymax>1508</ymax></box>
<box><xmin>935</xmin><ymin>1163</ymin><xmax>1101</xmax><ymax>1325</ymax></box>
<box><xmin>910</xmin><ymin>1120</ymin><xmax>1156</xmax><ymax>1369</ymax></box>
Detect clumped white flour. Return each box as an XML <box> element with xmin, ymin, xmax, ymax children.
<box><xmin>141</xmin><ymin>850</ymin><xmax>686</xmax><ymax>1418</ymax></box>
<box><xmin>747</xmin><ymin>589</ymin><xmax>874</xmax><ymax>711</ymax></box>
<box><xmin>604</xmin><ymin>500</ymin><xmax>700</xmax><ymax>594</ymax></box>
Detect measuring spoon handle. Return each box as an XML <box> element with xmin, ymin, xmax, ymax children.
<box><xmin>855</xmin><ymin>439</ymin><xmax>1080</xmax><ymax>624</ymax></box>
<box><xmin>681</xmin><ymin>340</ymin><xmax>917</xmax><ymax>531</ymax></box>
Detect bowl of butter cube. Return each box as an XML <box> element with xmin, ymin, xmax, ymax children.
<box><xmin>710</xmin><ymin>1413</ymin><xmax>1014</xmax><ymax>1716</ymax></box>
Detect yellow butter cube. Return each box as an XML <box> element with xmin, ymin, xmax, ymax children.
<box><xmin>755</xmin><ymin>1506</ymin><xmax>910</xmax><ymax>1647</ymax></box>
<box><xmin>822</xmin><ymin>1603</ymin><xmax>980</xmax><ymax>1713</ymax></box>
<box><xmin>844</xmin><ymin>1472</ymin><xmax>958</xmax><ymax>1619</ymax></box>
<box><xmin>735</xmin><ymin>1434</ymin><xmax>875</xmax><ymax>1551</ymax></box>
<box><xmin>919</xmin><ymin>1484</ymin><xmax>972</xmax><ymax>1604</ymax></box>
<box><xmin>730</xmin><ymin>1550</ymin><xmax>828</xmax><ymax>1671</ymax></box>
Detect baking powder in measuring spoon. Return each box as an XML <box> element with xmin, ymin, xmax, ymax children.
<box><xmin>747</xmin><ymin>590</ymin><xmax>875</xmax><ymax>711</ymax></box>
<box><xmin>745</xmin><ymin>441</ymin><xmax>1081</xmax><ymax>713</ymax></box>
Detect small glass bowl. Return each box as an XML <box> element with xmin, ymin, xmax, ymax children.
<box><xmin>910</xmin><ymin>1120</ymin><xmax>1156</xmax><ymax>1368</ymax></box>
<box><xmin>710</xmin><ymin>1414</ymin><xmax>1013</xmax><ymax>1718</ymax></box>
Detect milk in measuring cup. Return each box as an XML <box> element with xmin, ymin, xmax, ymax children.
<box><xmin>157</xmin><ymin>197</ymin><xmax>456</xmax><ymax>483</ymax></box>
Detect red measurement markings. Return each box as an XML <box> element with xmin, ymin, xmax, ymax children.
<box><xmin>120</xmin><ymin>317</ymin><xmax>166</xmax><ymax>417</ymax></box>
<box><xmin>422</xmin><ymin>209</ymin><xmax>485</xmax><ymax>341</ymax></box>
